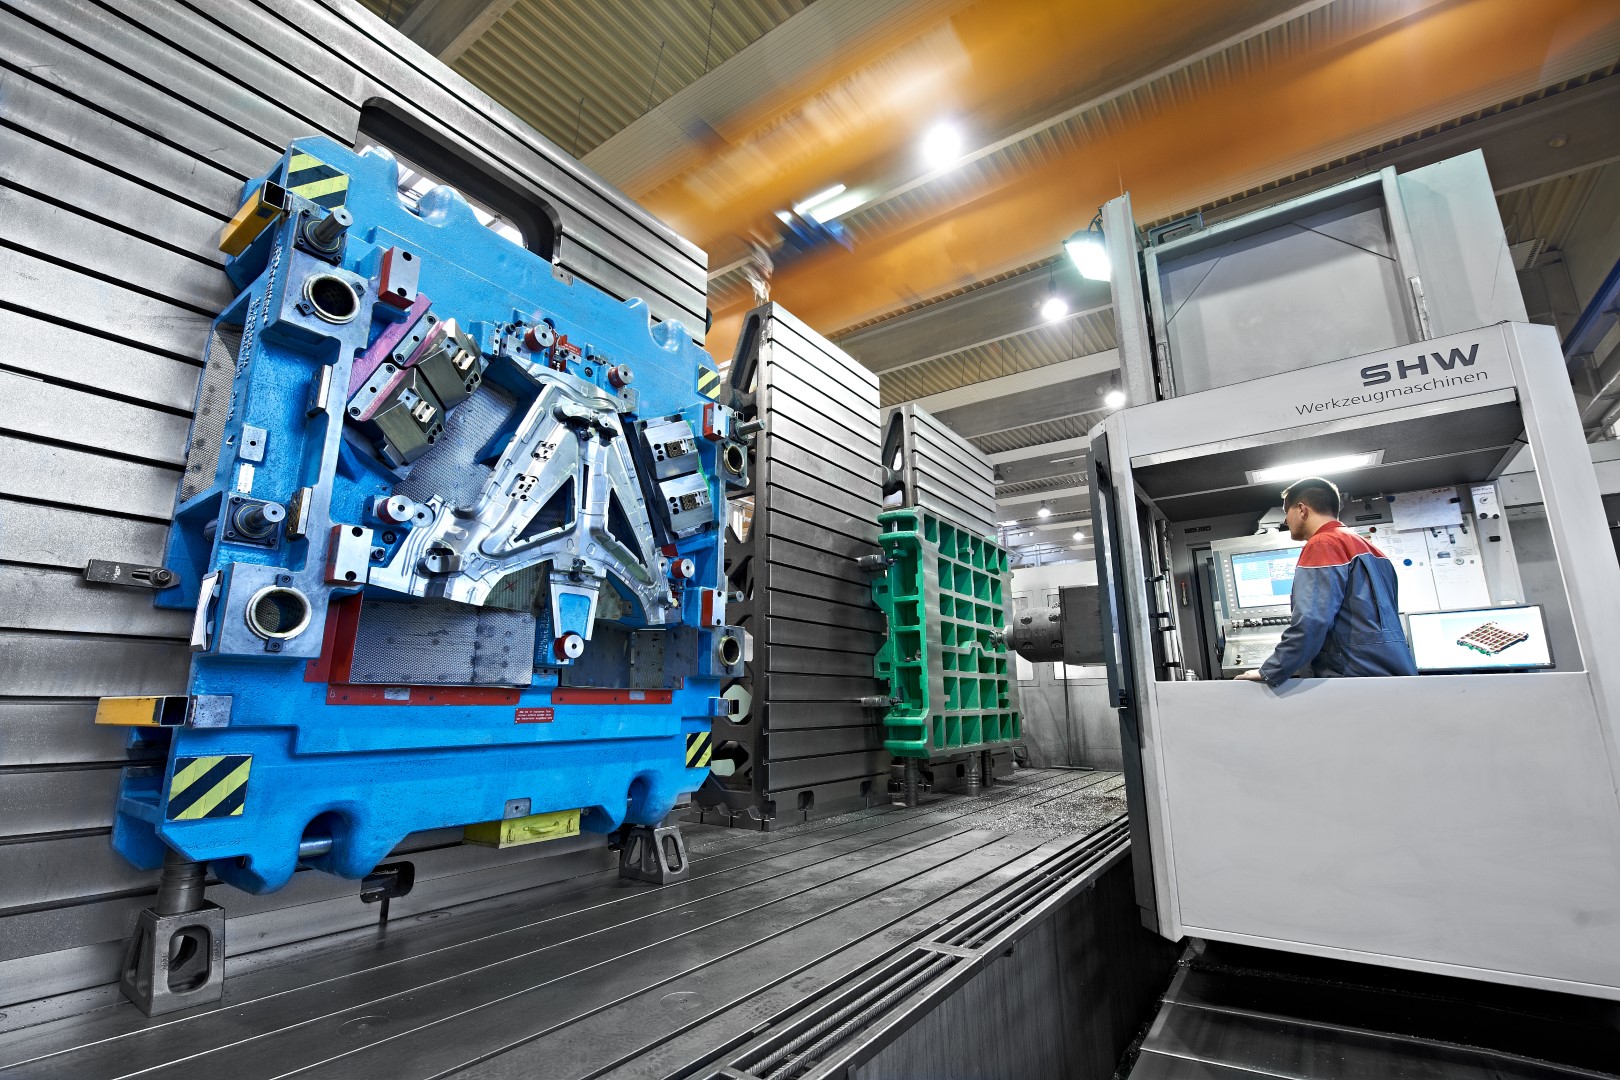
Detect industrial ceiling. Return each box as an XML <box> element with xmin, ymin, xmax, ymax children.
<box><xmin>359</xmin><ymin>0</ymin><xmax>1620</xmax><ymax>562</ymax></box>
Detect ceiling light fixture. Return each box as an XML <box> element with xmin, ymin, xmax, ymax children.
<box><xmin>1064</xmin><ymin>215</ymin><xmax>1111</xmax><ymax>281</ymax></box>
<box><xmin>1040</xmin><ymin>294</ymin><xmax>1069</xmax><ymax>321</ymax></box>
<box><xmin>1104</xmin><ymin>388</ymin><xmax>1126</xmax><ymax>409</ymax></box>
<box><xmin>921</xmin><ymin>122</ymin><xmax>963</xmax><ymax>168</ymax></box>
<box><xmin>1245</xmin><ymin>450</ymin><xmax>1385</xmax><ymax>485</ymax></box>
<box><xmin>1037</xmin><ymin>501</ymin><xmax>1052</xmax><ymax>519</ymax></box>
<box><xmin>792</xmin><ymin>184</ymin><xmax>846</xmax><ymax>216</ymax></box>
<box><xmin>1072</xmin><ymin>530</ymin><xmax>1085</xmax><ymax>542</ymax></box>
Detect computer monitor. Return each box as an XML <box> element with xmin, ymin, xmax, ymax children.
<box><xmin>1228</xmin><ymin>547</ymin><xmax>1302</xmax><ymax>610</ymax></box>
<box><xmin>1407</xmin><ymin>605</ymin><xmax>1553</xmax><ymax>673</ymax></box>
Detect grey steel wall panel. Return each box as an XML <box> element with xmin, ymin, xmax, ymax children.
<box><xmin>884</xmin><ymin>403</ymin><xmax>1000</xmax><ymax>536</ymax></box>
<box><xmin>700</xmin><ymin>304</ymin><xmax>890</xmax><ymax>828</ymax></box>
<box><xmin>0</xmin><ymin>703</ymin><xmax>135</xmax><ymax>767</ymax></box>
<box><xmin>0</xmin><ymin>0</ymin><xmax>711</xmax><ymax>1012</ymax></box>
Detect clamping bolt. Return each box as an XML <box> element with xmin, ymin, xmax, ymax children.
<box><xmin>233</xmin><ymin>501</ymin><xmax>286</xmax><ymax>540</ymax></box>
<box><xmin>304</xmin><ymin>206</ymin><xmax>353</xmax><ymax>252</ymax></box>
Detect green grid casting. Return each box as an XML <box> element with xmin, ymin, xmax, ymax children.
<box><xmin>871</xmin><ymin>509</ymin><xmax>1021</xmax><ymax>760</ymax></box>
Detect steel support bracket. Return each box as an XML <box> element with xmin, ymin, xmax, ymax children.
<box><xmin>119</xmin><ymin>901</ymin><xmax>226</xmax><ymax>1016</ymax></box>
<box><xmin>618</xmin><ymin>823</ymin><xmax>690</xmax><ymax>884</ymax></box>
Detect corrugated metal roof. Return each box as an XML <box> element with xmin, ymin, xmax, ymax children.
<box><xmin>878</xmin><ymin>309</ymin><xmax>1118</xmax><ymax>407</ymax></box>
<box><xmin>360</xmin><ymin>0</ymin><xmax>809</xmax><ymax>157</ymax></box>
<box><xmin>971</xmin><ymin>412</ymin><xmax>1107</xmax><ymax>456</ymax></box>
<box><xmin>997</xmin><ymin>472</ymin><xmax>1086</xmax><ymax>498</ymax></box>
<box><xmin>1497</xmin><ymin>167</ymin><xmax>1611</xmax><ymax>254</ymax></box>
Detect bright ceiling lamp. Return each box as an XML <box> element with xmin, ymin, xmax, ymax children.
<box><xmin>1072</xmin><ymin>530</ymin><xmax>1085</xmax><ymax>542</ymax></box>
<box><xmin>1246</xmin><ymin>450</ymin><xmax>1385</xmax><ymax>485</ymax></box>
<box><xmin>997</xmin><ymin>519</ymin><xmax>1019</xmax><ymax>527</ymax></box>
<box><xmin>1103</xmin><ymin>388</ymin><xmax>1126</xmax><ymax>409</ymax></box>
<box><xmin>793</xmin><ymin>183</ymin><xmax>862</xmax><ymax>223</ymax></box>
<box><xmin>1037</xmin><ymin>501</ymin><xmax>1052</xmax><ymax>518</ymax></box>
<box><xmin>1040</xmin><ymin>294</ymin><xmax>1069</xmax><ymax>321</ymax></box>
<box><xmin>1064</xmin><ymin>218</ymin><xmax>1110</xmax><ymax>282</ymax></box>
<box><xmin>792</xmin><ymin>184</ymin><xmax>845</xmax><ymax>216</ymax></box>
<box><xmin>921</xmin><ymin>122</ymin><xmax>963</xmax><ymax>167</ymax></box>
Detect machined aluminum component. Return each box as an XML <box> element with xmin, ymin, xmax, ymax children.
<box><xmin>643</xmin><ymin>417</ymin><xmax>700</xmax><ymax>480</ymax></box>
<box><xmin>659</xmin><ymin>471</ymin><xmax>714</xmax><ymax>538</ymax></box>
<box><xmin>367</xmin><ymin>367</ymin><xmax>675</xmax><ymax>632</ymax></box>
<box><xmin>412</xmin><ymin>319</ymin><xmax>484</xmax><ymax>409</ymax></box>
<box><xmin>325</xmin><ymin>524</ymin><xmax>374</xmax><ymax>585</ymax></box>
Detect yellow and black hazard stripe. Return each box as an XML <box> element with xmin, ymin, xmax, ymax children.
<box><xmin>166</xmin><ymin>754</ymin><xmax>252</xmax><ymax>821</ymax></box>
<box><xmin>685</xmin><ymin>730</ymin><xmax>713</xmax><ymax>769</ymax></box>
<box><xmin>696</xmin><ymin>366</ymin><xmax>723</xmax><ymax>401</ymax></box>
<box><xmin>284</xmin><ymin>151</ymin><xmax>349</xmax><ymax>209</ymax></box>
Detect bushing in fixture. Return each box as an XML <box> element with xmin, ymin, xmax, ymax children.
<box><xmin>245</xmin><ymin>586</ymin><xmax>312</xmax><ymax>640</ymax></box>
<box><xmin>302</xmin><ymin>273</ymin><xmax>359</xmax><ymax>324</ymax></box>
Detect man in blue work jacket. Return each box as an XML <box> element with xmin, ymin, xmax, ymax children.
<box><xmin>1237</xmin><ymin>477</ymin><xmax>1417</xmax><ymax>685</ymax></box>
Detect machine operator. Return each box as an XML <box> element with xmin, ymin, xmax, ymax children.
<box><xmin>1236</xmin><ymin>477</ymin><xmax>1417</xmax><ymax>685</ymax></box>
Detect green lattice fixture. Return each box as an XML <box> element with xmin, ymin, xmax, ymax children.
<box><xmin>871</xmin><ymin>509</ymin><xmax>1021</xmax><ymax>760</ymax></box>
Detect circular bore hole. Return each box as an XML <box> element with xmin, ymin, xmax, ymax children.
<box><xmin>303</xmin><ymin>274</ymin><xmax>359</xmax><ymax>324</ymax></box>
<box><xmin>723</xmin><ymin>443</ymin><xmax>746</xmax><ymax>475</ymax></box>
<box><xmin>717</xmin><ymin>634</ymin><xmax>742</xmax><ymax>667</ymax></box>
<box><xmin>246</xmin><ymin>586</ymin><xmax>312</xmax><ymax>640</ymax></box>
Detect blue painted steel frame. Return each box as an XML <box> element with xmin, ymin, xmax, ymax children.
<box><xmin>113</xmin><ymin>138</ymin><xmax>722</xmax><ymax>894</ymax></box>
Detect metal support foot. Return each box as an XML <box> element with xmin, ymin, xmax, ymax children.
<box><xmin>902</xmin><ymin>758</ymin><xmax>921</xmax><ymax>807</ymax></box>
<box><xmin>980</xmin><ymin>750</ymin><xmax>996</xmax><ymax>789</ymax></box>
<box><xmin>618</xmin><ymin>823</ymin><xmax>690</xmax><ymax>884</ymax></box>
<box><xmin>965</xmin><ymin>753</ymin><xmax>983</xmax><ymax>798</ymax></box>
<box><xmin>120</xmin><ymin>850</ymin><xmax>225</xmax><ymax>1016</ymax></box>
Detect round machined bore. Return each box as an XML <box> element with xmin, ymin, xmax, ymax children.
<box><xmin>722</xmin><ymin>442</ymin><xmax>746</xmax><ymax>476</ymax></box>
<box><xmin>717</xmin><ymin>634</ymin><xmax>743</xmax><ymax>668</ymax></box>
<box><xmin>245</xmin><ymin>586</ymin><xmax>312</xmax><ymax>640</ymax></box>
<box><xmin>303</xmin><ymin>273</ymin><xmax>359</xmax><ymax>324</ymax></box>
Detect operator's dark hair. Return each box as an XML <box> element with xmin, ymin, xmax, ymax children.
<box><xmin>1281</xmin><ymin>477</ymin><xmax>1341</xmax><ymax>518</ymax></box>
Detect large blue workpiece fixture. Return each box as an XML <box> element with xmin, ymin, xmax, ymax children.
<box><xmin>104</xmin><ymin>138</ymin><xmax>743</xmax><ymax>896</ymax></box>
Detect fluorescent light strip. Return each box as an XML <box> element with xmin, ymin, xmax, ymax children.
<box><xmin>1246</xmin><ymin>451</ymin><xmax>1385</xmax><ymax>485</ymax></box>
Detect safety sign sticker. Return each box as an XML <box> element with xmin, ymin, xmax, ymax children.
<box><xmin>685</xmin><ymin>730</ymin><xmax>713</xmax><ymax>768</ymax></box>
<box><xmin>285</xmin><ymin>151</ymin><xmax>349</xmax><ymax>209</ymax></box>
<box><xmin>696</xmin><ymin>366</ymin><xmax>723</xmax><ymax>400</ymax></box>
<box><xmin>166</xmin><ymin>754</ymin><xmax>252</xmax><ymax>820</ymax></box>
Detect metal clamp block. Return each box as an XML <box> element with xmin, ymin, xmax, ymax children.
<box><xmin>618</xmin><ymin>823</ymin><xmax>689</xmax><ymax>884</ymax></box>
<box><xmin>119</xmin><ymin>901</ymin><xmax>226</xmax><ymax>1016</ymax></box>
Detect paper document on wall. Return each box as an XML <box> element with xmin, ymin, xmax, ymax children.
<box><xmin>1355</xmin><ymin>526</ymin><xmax>1438</xmax><ymax>613</ymax></box>
<box><xmin>1389</xmin><ymin>487</ymin><xmax>1463</xmax><ymax>530</ymax></box>
<box><xmin>1426</xmin><ymin>521</ymin><xmax>1492</xmax><ymax>609</ymax></box>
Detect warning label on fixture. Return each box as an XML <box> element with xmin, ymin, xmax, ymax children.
<box><xmin>515</xmin><ymin>707</ymin><xmax>555</xmax><ymax>724</ymax></box>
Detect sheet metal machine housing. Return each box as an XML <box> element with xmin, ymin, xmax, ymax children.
<box><xmin>1091</xmin><ymin>152</ymin><xmax>1620</xmax><ymax>999</ymax></box>
<box><xmin>108</xmin><ymin>138</ymin><xmax>737</xmax><ymax>895</ymax></box>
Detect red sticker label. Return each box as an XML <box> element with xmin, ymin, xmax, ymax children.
<box><xmin>515</xmin><ymin>707</ymin><xmax>555</xmax><ymax>724</ymax></box>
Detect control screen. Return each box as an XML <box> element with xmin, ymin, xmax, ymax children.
<box><xmin>1408</xmin><ymin>605</ymin><xmax>1553</xmax><ymax>672</ymax></box>
<box><xmin>1230</xmin><ymin>548</ymin><xmax>1301</xmax><ymax>610</ymax></box>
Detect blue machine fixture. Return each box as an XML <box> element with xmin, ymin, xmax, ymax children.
<box><xmin>101</xmin><ymin>137</ymin><xmax>743</xmax><ymax>896</ymax></box>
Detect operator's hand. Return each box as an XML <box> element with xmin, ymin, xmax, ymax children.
<box><xmin>1234</xmin><ymin>670</ymin><xmax>1266</xmax><ymax>682</ymax></box>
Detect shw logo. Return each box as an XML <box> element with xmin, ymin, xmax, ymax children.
<box><xmin>1361</xmin><ymin>343</ymin><xmax>1479</xmax><ymax>386</ymax></box>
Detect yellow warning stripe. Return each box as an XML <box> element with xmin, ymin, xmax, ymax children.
<box><xmin>685</xmin><ymin>731</ymin><xmax>713</xmax><ymax>768</ymax></box>
<box><xmin>286</xmin><ymin>151</ymin><xmax>349</xmax><ymax>208</ymax></box>
<box><xmin>290</xmin><ymin>175</ymin><xmax>349</xmax><ymax>201</ymax></box>
<box><xmin>697</xmin><ymin>368</ymin><xmax>722</xmax><ymax>400</ymax></box>
<box><xmin>167</xmin><ymin>754</ymin><xmax>252</xmax><ymax>820</ymax></box>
